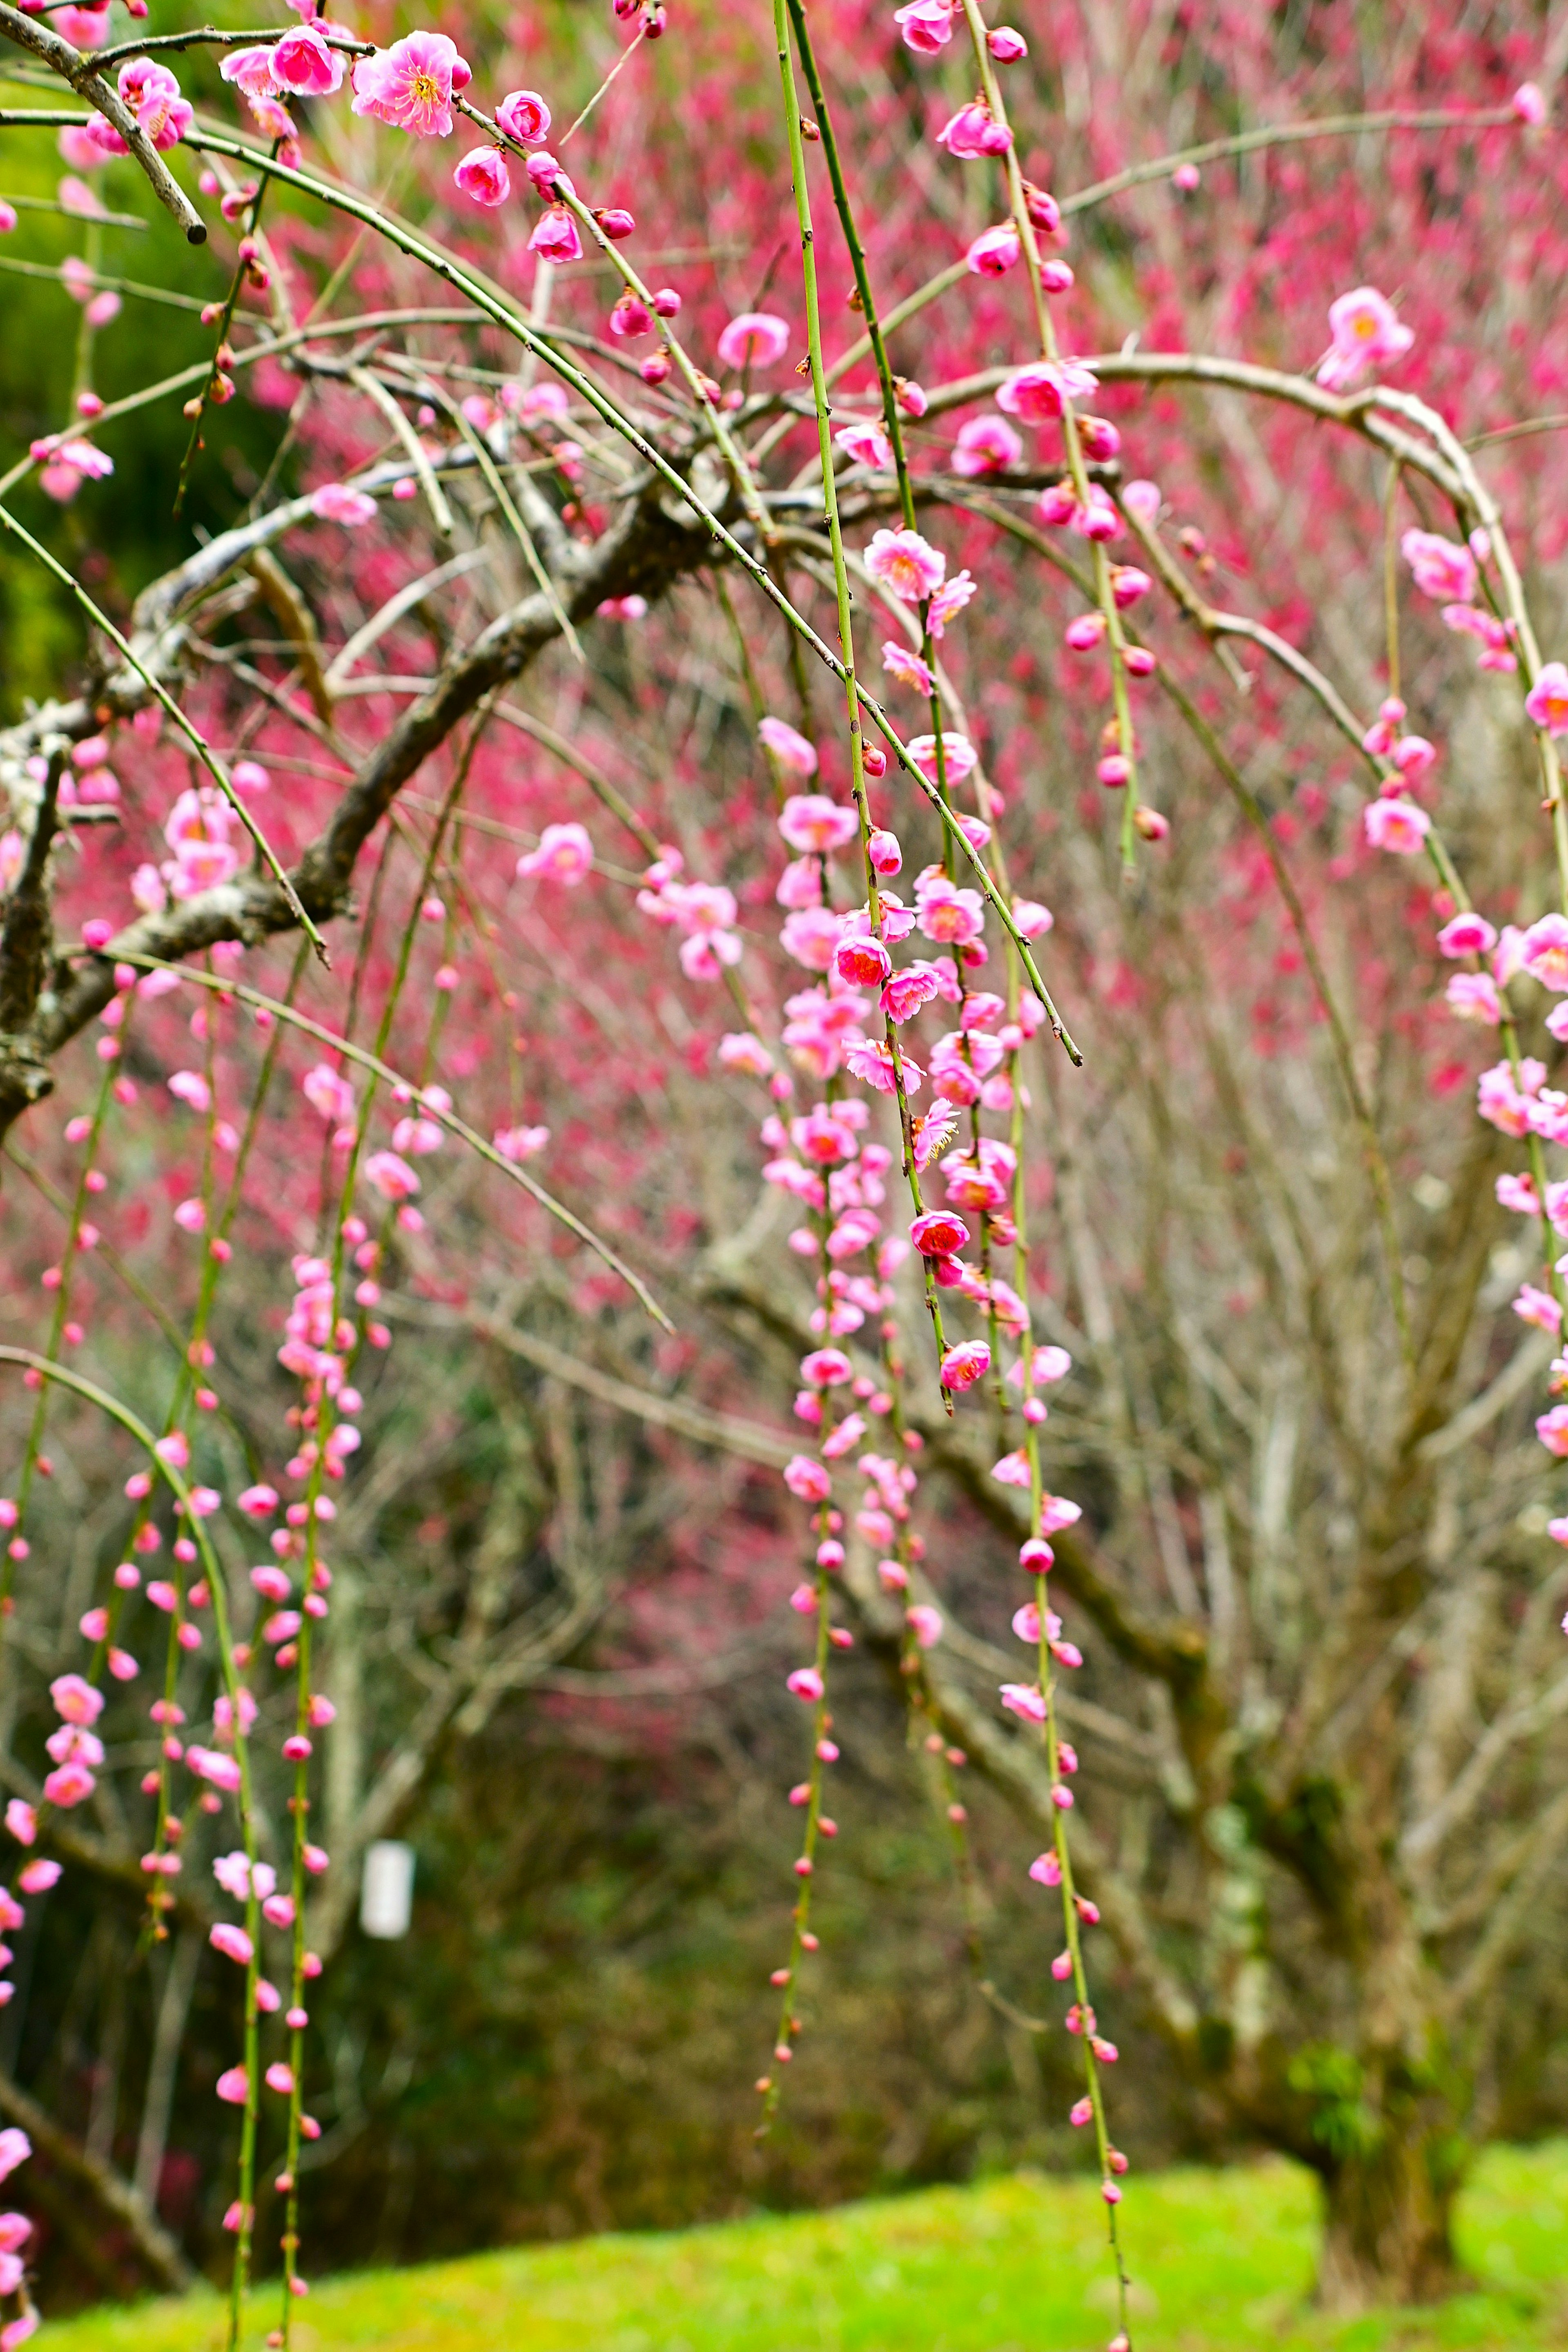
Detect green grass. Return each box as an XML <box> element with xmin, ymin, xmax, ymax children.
<box><xmin>47</xmin><ymin>2143</ymin><xmax>1568</xmax><ymax>2352</ymax></box>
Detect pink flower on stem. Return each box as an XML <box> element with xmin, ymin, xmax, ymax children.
<box><xmin>364</xmin><ymin>1151</ymin><xmax>420</xmax><ymax>1203</ymax></box>
<box><xmin>906</xmin><ymin>733</ymin><xmax>977</xmax><ymax>784</ymax></box>
<box><xmin>834</xmin><ymin>420</ymin><xmax>891</xmax><ymax>468</ymax></box>
<box><xmin>1362</xmin><ymin>797</ymin><xmax>1430</xmax><ymax>855</ymax></box>
<box><xmin>271</xmin><ymin>24</ymin><xmax>345</xmax><ymax>95</ymax></box>
<box><xmin>965</xmin><ymin>222</ymin><xmax>1020</xmax><ymax>276</ymax></box>
<box><xmin>50</xmin><ymin>1673</ymin><xmax>104</xmax><ymax>1726</ymax></box>
<box><xmin>778</xmin><ymin>794</ymin><xmax>856</xmax><ymax>853</ymax></box>
<box><xmin>1317</xmin><ymin>287</ymin><xmax>1414</xmax><ymax>390</ymax></box>
<box><xmin>864</xmin><ymin>527</ymin><xmax>946</xmax><ymax>602</ymax></box>
<box><xmin>894</xmin><ymin>0</ymin><xmax>955</xmax><ymax>53</ymax></box>
<box><xmin>1444</xmin><ymin>973</ymin><xmax>1501</xmax><ymax>1025</ymax></box>
<box><xmin>528</xmin><ymin>205</ymin><xmax>582</xmax><ymax>263</ymax></box>
<box><xmin>1402</xmin><ymin>529</ymin><xmax>1477</xmax><ymax>605</ymax></box>
<box><xmin>1513</xmin><ymin>82</ymin><xmax>1547</xmax><ymax>125</ymax></box>
<box><xmin>940</xmin><ymin>1339</ymin><xmax>991</xmax><ymax>1390</ymax></box>
<box><xmin>936</xmin><ymin>100</ymin><xmax>1012</xmax><ymax>158</ymax></box>
<box><xmin>1437</xmin><ymin>912</ymin><xmax>1497</xmax><ymax>957</ymax></box>
<box><xmin>517</xmin><ymin>822</ymin><xmax>594</xmax><ymax>884</ymax></box>
<box><xmin>717</xmin><ymin>312</ymin><xmax>789</xmax><ymax>369</ymax></box>
<box><xmin>953</xmin><ymin>415</ymin><xmax>1023</xmax><ymax>476</ymax></box>
<box><xmin>496</xmin><ymin>89</ymin><xmax>551</xmax><ymax>143</ymax></box>
<box><xmin>760</xmin><ymin>717</ymin><xmax>820</xmax><ymax>778</ymax></box>
<box><xmin>996</xmin><ymin>358</ymin><xmax>1100</xmax><ymax>423</ymax></box>
<box><xmin>454</xmin><ymin>148</ymin><xmax>510</xmax><ymax>206</ymax></box>
<box><xmin>1526</xmin><ymin>662</ymin><xmax>1568</xmax><ymax>735</ymax></box>
<box><xmin>786</xmin><ymin>1666</ymin><xmax>824</xmax><ymax>1702</ymax></box>
<box><xmin>906</xmin><ymin>1604</ymin><xmax>944</xmax><ymax>1648</ymax></box>
<box><xmin>882</xmin><ymin>641</ymin><xmax>935</xmax><ymax>695</ymax></box>
<box><xmin>1522</xmin><ymin>913</ymin><xmax>1568</xmax><ymax>990</ymax></box>
<box><xmin>311</xmin><ymin>482</ymin><xmax>377</xmax><ymax>527</ymax></box>
<box><xmin>351</xmin><ymin>31</ymin><xmax>469</xmax><ymax>137</ymax></box>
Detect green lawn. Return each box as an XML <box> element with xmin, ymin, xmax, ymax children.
<box><xmin>47</xmin><ymin>2143</ymin><xmax>1568</xmax><ymax>2352</ymax></box>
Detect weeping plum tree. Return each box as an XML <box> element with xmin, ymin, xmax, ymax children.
<box><xmin>0</xmin><ymin>0</ymin><xmax>1567</xmax><ymax>2338</ymax></box>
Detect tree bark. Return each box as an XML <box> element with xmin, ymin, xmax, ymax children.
<box><xmin>1315</xmin><ymin>2130</ymin><xmax>1461</xmax><ymax>2310</ymax></box>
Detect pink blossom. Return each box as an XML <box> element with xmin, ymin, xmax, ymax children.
<box><xmin>497</xmin><ymin>89</ymin><xmax>552</xmax><ymax>143</ymax></box>
<box><xmin>51</xmin><ymin>1672</ymin><xmax>103</xmax><ymax>1726</ymax></box>
<box><xmin>717</xmin><ymin>312</ymin><xmax>789</xmax><ymax>369</ymax></box>
<box><xmin>1402</xmin><ymin>529</ymin><xmax>1477</xmax><ymax>604</ymax></box>
<box><xmin>351</xmin><ymin>31</ymin><xmax>468</xmax><ymax>137</ymax></box>
<box><xmin>1514</xmin><ymin>1284</ymin><xmax>1562</xmax><ymax>1336</ymax></box>
<box><xmin>364</xmin><ymin>1150</ymin><xmax>420</xmax><ymax>1203</ymax></box>
<box><xmin>0</xmin><ymin>2136</ymin><xmax>28</xmax><ymax>2188</ymax></box>
<box><xmin>517</xmin><ymin>822</ymin><xmax>594</xmax><ymax>884</ymax></box>
<box><xmin>454</xmin><ymin>148</ymin><xmax>510</xmax><ymax>206</ymax></box>
<box><xmin>881</xmin><ymin>961</ymin><xmax>944</xmax><ymax>1022</ymax></box>
<box><xmin>905</xmin><ymin>733</ymin><xmax>977</xmax><ymax>784</ymax></box>
<box><xmin>915</xmin><ymin>874</ymin><xmax>984</xmax><ymax>944</ymax></box>
<box><xmin>1362</xmin><ymin>797</ymin><xmax>1430</xmax><ymax>855</ymax></box>
<box><xmin>1437</xmin><ymin>911</ymin><xmax>1497</xmax><ymax>957</ymax></box>
<box><xmin>312</xmin><ymin>482</ymin><xmax>377</xmax><ymax>527</ymax></box>
<box><xmin>787</xmin><ymin>1666</ymin><xmax>825</xmax><ymax>1702</ymax></box>
<box><xmin>1444</xmin><ymin>973</ymin><xmax>1501</xmax><ymax>1025</ymax></box>
<box><xmin>864</xmin><ymin>527</ymin><xmax>946</xmax><ymax>602</ymax></box>
<box><xmin>760</xmin><ymin>716</ymin><xmax>820</xmax><ymax>777</ymax></box>
<box><xmin>907</xmin><ymin>1604</ymin><xmax>943</xmax><ymax>1648</ymax></box>
<box><xmin>927</xmin><ymin>572</ymin><xmax>976</xmax><ymax>638</ymax></box>
<box><xmin>1522</xmin><ymin>913</ymin><xmax>1568</xmax><ymax>990</ymax></box>
<box><xmin>835</xmin><ymin>420</ymin><xmax>891</xmax><ymax>468</ymax></box>
<box><xmin>780</xmin><ymin>907</ymin><xmax>846</xmax><ymax>972</ymax></box>
<box><xmin>953</xmin><ymin>414</ymin><xmax>1023</xmax><ymax>477</ymax></box>
<box><xmin>216</xmin><ymin>2066</ymin><xmax>249</xmax><ymax>2106</ymax></box>
<box><xmin>965</xmin><ymin>222</ymin><xmax>1020</xmax><ymax>276</ymax></box>
<box><xmin>940</xmin><ymin>1340</ymin><xmax>991</xmax><ymax>1390</ymax></box>
<box><xmin>843</xmin><ymin>1038</ymin><xmax>920</xmax><ymax>1094</ymax></box>
<box><xmin>1537</xmin><ymin>1404</ymin><xmax>1568</xmax><ymax>1457</ymax></box>
<box><xmin>1477</xmin><ymin>1060</ymin><xmax>1537</xmax><ymax>1139</ymax></box>
<box><xmin>719</xmin><ymin>1033</ymin><xmax>774</xmax><ymax>1078</ymax></box>
<box><xmin>43</xmin><ymin>1761</ymin><xmax>95</xmax><ymax>1808</ymax></box>
<box><xmin>525</xmin><ymin>203</ymin><xmax>579</xmax><ymax>262</ymax></box>
<box><xmin>1526</xmin><ymin>661</ymin><xmax>1568</xmax><ymax>735</ymax></box>
<box><xmin>1318</xmin><ymin>286</ymin><xmax>1413</xmax><ymax>389</ymax></box>
<box><xmin>784</xmin><ymin>1454</ymin><xmax>831</xmax><ymax>1503</ymax></box>
<box><xmin>882</xmin><ymin>641</ymin><xmax>935</xmax><ymax>695</ymax></box>
<box><xmin>936</xmin><ymin>101</ymin><xmax>1012</xmax><ymax>159</ymax></box>
<box><xmin>271</xmin><ymin>23</ymin><xmax>345</xmax><ymax>95</ymax></box>
<box><xmin>3</xmin><ymin>1803</ymin><xmax>35</xmax><ymax>1848</ymax></box>
<box><xmin>1513</xmin><ymin>82</ymin><xmax>1547</xmax><ymax>125</ymax></box>
<box><xmin>1000</xmin><ymin>1683</ymin><xmax>1047</xmax><ymax>1722</ymax></box>
<box><xmin>894</xmin><ymin>0</ymin><xmax>955</xmax><ymax>52</ymax></box>
<box><xmin>996</xmin><ymin>358</ymin><xmax>1100</xmax><ymax>423</ymax></box>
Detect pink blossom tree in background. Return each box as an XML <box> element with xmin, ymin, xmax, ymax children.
<box><xmin>1</xmin><ymin>0</ymin><xmax>1568</xmax><ymax>2343</ymax></box>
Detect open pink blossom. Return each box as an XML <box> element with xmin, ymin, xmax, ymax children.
<box><xmin>1318</xmin><ymin>286</ymin><xmax>1413</xmax><ymax>389</ymax></box>
<box><xmin>51</xmin><ymin>1672</ymin><xmax>104</xmax><ymax>1726</ymax></box>
<box><xmin>953</xmin><ymin>414</ymin><xmax>1022</xmax><ymax>476</ymax></box>
<box><xmin>311</xmin><ymin>482</ymin><xmax>377</xmax><ymax>527</ymax></box>
<box><xmin>864</xmin><ymin>527</ymin><xmax>946</xmax><ymax>601</ymax></box>
<box><xmin>717</xmin><ymin>312</ymin><xmax>788</xmax><ymax>369</ymax></box>
<box><xmin>940</xmin><ymin>1340</ymin><xmax>991</xmax><ymax>1390</ymax></box>
<box><xmin>271</xmin><ymin>23</ymin><xmax>345</xmax><ymax>95</ymax></box>
<box><xmin>454</xmin><ymin>147</ymin><xmax>510</xmax><ymax>206</ymax></box>
<box><xmin>905</xmin><ymin>733</ymin><xmax>977</xmax><ymax>784</ymax></box>
<box><xmin>834</xmin><ymin>420</ymin><xmax>891</xmax><ymax>468</ymax></box>
<box><xmin>1521</xmin><ymin>913</ymin><xmax>1568</xmax><ymax>989</ymax></box>
<box><xmin>997</xmin><ymin>357</ymin><xmax>1100</xmax><ymax>423</ymax></box>
<box><xmin>1362</xmin><ymin>797</ymin><xmax>1430</xmax><ymax>855</ymax></box>
<box><xmin>1000</xmin><ymin>1683</ymin><xmax>1047</xmax><ymax>1722</ymax></box>
<box><xmin>779</xmin><ymin>794</ymin><xmax>856</xmax><ymax>854</ymax></box>
<box><xmin>927</xmin><ymin>571</ymin><xmax>976</xmax><ymax>637</ymax></box>
<box><xmin>1526</xmin><ymin>661</ymin><xmax>1568</xmax><ymax>735</ymax></box>
<box><xmin>1445</xmin><ymin>973</ymin><xmax>1501</xmax><ymax>1025</ymax></box>
<box><xmin>364</xmin><ymin>1151</ymin><xmax>421</xmax><ymax>1203</ymax></box>
<box><xmin>1437</xmin><ymin>911</ymin><xmax>1497</xmax><ymax>957</ymax></box>
<box><xmin>882</xmin><ymin>641</ymin><xmax>935</xmax><ymax>695</ymax></box>
<box><xmin>1402</xmin><ymin>529</ymin><xmax>1477</xmax><ymax>605</ymax></box>
<box><xmin>351</xmin><ymin>31</ymin><xmax>468</xmax><ymax>137</ymax></box>
<box><xmin>517</xmin><ymin>822</ymin><xmax>593</xmax><ymax>884</ymax></box>
<box><xmin>759</xmin><ymin>716</ymin><xmax>818</xmax><ymax>777</ymax></box>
